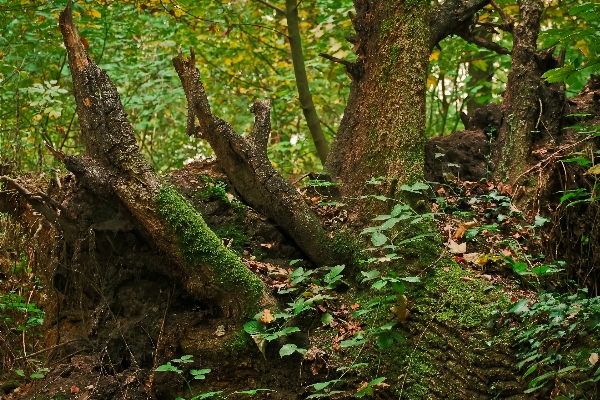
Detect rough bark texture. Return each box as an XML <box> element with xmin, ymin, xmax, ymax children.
<box><xmin>492</xmin><ymin>0</ymin><xmax>544</xmax><ymax>183</ymax></box>
<box><xmin>326</xmin><ymin>0</ymin><xmax>492</xmax><ymax>203</ymax></box>
<box><xmin>56</xmin><ymin>3</ymin><xmax>266</xmax><ymax>317</ymax></box>
<box><xmin>429</xmin><ymin>0</ymin><xmax>492</xmax><ymax>51</ymax></box>
<box><xmin>172</xmin><ymin>50</ymin><xmax>344</xmax><ymax>267</ymax></box>
<box><xmin>326</xmin><ymin>0</ymin><xmax>431</xmax><ymax>200</ymax></box>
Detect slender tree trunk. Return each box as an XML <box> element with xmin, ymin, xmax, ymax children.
<box><xmin>285</xmin><ymin>0</ymin><xmax>330</xmax><ymax>166</ymax></box>
<box><xmin>492</xmin><ymin>0</ymin><xmax>544</xmax><ymax>184</ymax></box>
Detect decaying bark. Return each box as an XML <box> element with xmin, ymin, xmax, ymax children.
<box><xmin>172</xmin><ymin>50</ymin><xmax>344</xmax><ymax>267</ymax></box>
<box><xmin>53</xmin><ymin>3</ymin><xmax>267</xmax><ymax>316</ymax></box>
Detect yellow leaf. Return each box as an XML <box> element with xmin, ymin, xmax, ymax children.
<box><xmin>239</xmin><ymin>87</ymin><xmax>248</xmax><ymax>94</ymax></box>
<box><xmin>429</xmin><ymin>49</ymin><xmax>440</xmax><ymax>61</ymax></box>
<box><xmin>585</xmin><ymin>164</ymin><xmax>600</xmax><ymax>175</ymax></box>
<box><xmin>576</xmin><ymin>40</ymin><xmax>590</xmax><ymax>57</ymax></box>
<box><xmin>332</xmin><ymin>49</ymin><xmax>349</xmax><ymax>59</ymax></box>
<box><xmin>427</xmin><ymin>75</ymin><xmax>437</xmax><ymax>89</ymax></box>
<box><xmin>471</xmin><ymin>59</ymin><xmax>488</xmax><ymax>71</ymax></box>
<box><xmin>85</xmin><ymin>9</ymin><xmax>101</xmax><ymax>19</ymax></box>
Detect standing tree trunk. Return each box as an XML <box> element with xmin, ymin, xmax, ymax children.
<box><xmin>326</xmin><ymin>1</ymin><xmax>431</xmax><ymax>199</ymax></box>
<box><xmin>326</xmin><ymin>0</ymin><xmax>491</xmax><ymax>201</ymax></box>
<box><xmin>492</xmin><ymin>0</ymin><xmax>544</xmax><ymax>184</ymax></box>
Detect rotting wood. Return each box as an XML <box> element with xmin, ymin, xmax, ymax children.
<box><xmin>173</xmin><ymin>48</ymin><xmax>345</xmax><ymax>267</ymax></box>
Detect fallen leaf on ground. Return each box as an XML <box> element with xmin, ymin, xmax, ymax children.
<box><xmin>463</xmin><ymin>253</ymin><xmax>480</xmax><ymax>264</ymax></box>
<box><xmin>258</xmin><ymin>309</ymin><xmax>274</xmax><ymax>324</ymax></box>
<box><xmin>448</xmin><ymin>240</ymin><xmax>466</xmax><ymax>254</ymax></box>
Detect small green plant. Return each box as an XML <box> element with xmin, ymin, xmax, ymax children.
<box><xmin>15</xmin><ymin>367</ymin><xmax>50</xmax><ymax>379</ymax></box>
<box><xmin>156</xmin><ymin>355</ymin><xmax>210</xmax><ymax>397</ymax></box>
<box><xmin>509</xmin><ymin>288</ymin><xmax>600</xmax><ymax>395</ymax></box>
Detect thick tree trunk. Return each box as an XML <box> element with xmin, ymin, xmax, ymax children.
<box><xmin>325</xmin><ymin>0</ymin><xmax>491</xmax><ymax>200</ymax></box>
<box><xmin>56</xmin><ymin>3</ymin><xmax>267</xmax><ymax>318</ymax></box>
<box><xmin>326</xmin><ymin>0</ymin><xmax>431</xmax><ymax>199</ymax></box>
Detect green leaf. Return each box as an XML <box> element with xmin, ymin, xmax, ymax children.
<box><xmin>340</xmin><ymin>334</ymin><xmax>368</xmax><ymax>348</ymax></box>
<box><xmin>191</xmin><ymin>392</ymin><xmax>223</xmax><ymax>400</ymax></box>
<box><xmin>324</xmin><ymin>265</ymin><xmax>345</xmax><ymax>284</ymax></box>
<box><xmin>279</xmin><ymin>343</ymin><xmax>306</xmax><ymax>357</ymax></box>
<box><xmin>234</xmin><ymin>389</ymin><xmax>273</xmax><ymax>395</ymax></box>
<box><xmin>321</xmin><ymin>313</ymin><xmax>334</xmax><ymax>325</ymax></box>
<box><xmin>371</xmin><ymin>232</ymin><xmax>388</xmax><ymax>246</ymax></box>
<box><xmin>522</xmin><ymin>363</ymin><xmax>538</xmax><ymax>379</ymax></box>
<box><xmin>155</xmin><ymin>362</ymin><xmax>182</xmax><ymax>374</ymax></box>
<box><xmin>400</xmin><ymin>182</ymin><xmax>429</xmax><ymax>193</ymax></box>
<box><xmin>190</xmin><ymin>369</ymin><xmax>211</xmax><ymax>379</ymax></box>
<box><xmin>361</xmin><ymin>270</ymin><xmax>381</xmax><ymax>282</ymax></box>
<box><xmin>372</xmin><ymin>280</ymin><xmax>387</xmax><ymax>290</ymax></box>
<box><xmin>542</xmin><ymin>65</ymin><xmax>576</xmax><ymax>83</ymax></box>
<box><xmin>509</xmin><ymin>299</ymin><xmax>530</xmax><ymax>315</ymax></box>
<box><xmin>243</xmin><ymin>321</ymin><xmax>265</xmax><ymax>335</ymax></box>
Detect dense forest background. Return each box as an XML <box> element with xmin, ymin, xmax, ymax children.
<box><xmin>1</xmin><ymin>0</ymin><xmax>600</xmax><ymax>399</ymax></box>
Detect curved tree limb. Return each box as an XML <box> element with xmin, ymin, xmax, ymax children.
<box><xmin>57</xmin><ymin>2</ymin><xmax>268</xmax><ymax>316</ymax></box>
<box><xmin>430</xmin><ymin>0</ymin><xmax>492</xmax><ymax>51</ymax></box>
<box><xmin>173</xmin><ymin>49</ymin><xmax>345</xmax><ymax>267</ymax></box>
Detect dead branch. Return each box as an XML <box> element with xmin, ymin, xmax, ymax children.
<box><xmin>173</xmin><ymin>48</ymin><xmax>345</xmax><ymax>267</ymax></box>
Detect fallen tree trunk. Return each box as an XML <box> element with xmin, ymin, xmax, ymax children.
<box><xmin>55</xmin><ymin>2</ymin><xmax>267</xmax><ymax>318</ymax></box>
<box><xmin>172</xmin><ymin>50</ymin><xmax>346</xmax><ymax>268</ymax></box>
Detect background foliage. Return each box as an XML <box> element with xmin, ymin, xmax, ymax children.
<box><xmin>1</xmin><ymin>0</ymin><xmax>598</xmax><ymax>174</ymax></box>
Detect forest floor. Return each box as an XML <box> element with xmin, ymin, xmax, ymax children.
<box><xmin>1</xmin><ymin>112</ymin><xmax>600</xmax><ymax>399</ymax></box>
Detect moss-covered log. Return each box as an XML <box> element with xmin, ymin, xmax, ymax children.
<box><xmin>54</xmin><ymin>2</ymin><xmax>267</xmax><ymax>317</ymax></box>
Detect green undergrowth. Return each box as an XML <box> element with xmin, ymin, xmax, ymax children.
<box><xmin>156</xmin><ymin>185</ymin><xmax>264</xmax><ymax>314</ymax></box>
<box><xmin>295</xmin><ymin>182</ymin><xmax>513</xmax><ymax>398</ymax></box>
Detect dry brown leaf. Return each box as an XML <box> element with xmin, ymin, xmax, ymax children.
<box><xmin>463</xmin><ymin>253</ymin><xmax>480</xmax><ymax>264</ymax></box>
<box><xmin>447</xmin><ymin>240</ymin><xmax>466</xmax><ymax>254</ymax></box>
<box><xmin>590</xmin><ymin>353</ymin><xmax>598</xmax><ymax>365</ymax></box>
<box><xmin>460</xmin><ymin>276</ymin><xmax>474</xmax><ymax>282</ymax></box>
<box><xmin>258</xmin><ymin>309</ymin><xmax>274</xmax><ymax>324</ymax></box>
<box><xmin>453</xmin><ymin>225</ymin><xmax>467</xmax><ymax>239</ymax></box>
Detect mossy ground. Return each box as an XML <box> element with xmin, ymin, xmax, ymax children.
<box><xmin>302</xmin><ymin>215</ymin><xmax>512</xmax><ymax>398</ymax></box>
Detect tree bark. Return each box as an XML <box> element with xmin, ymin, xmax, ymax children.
<box><xmin>326</xmin><ymin>0</ymin><xmax>432</xmax><ymax>199</ymax></box>
<box><xmin>57</xmin><ymin>2</ymin><xmax>266</xmax><ymax>318</ymax></box>
<box><xmin>172</xmin><ymin>49</ymin><xmax>345</xmax><ymax>268</ymax></box>
<box><xmin>326</xmin><ymin>0</ymin><xmax>491</xmax><ymax>201</ymax></box>
<box><xmin>492</xmin><ymin>0</ymin><xmax>544</xmax><ymax>183</ymax></box>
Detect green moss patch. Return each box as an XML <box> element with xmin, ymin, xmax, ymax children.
<box><xmin>156</xmin><ymin>185</ymin><xmax>264</xmax><ymax>313</ymax></box>
<box><xmin>419</xmin><ymin>260</ymin><xmax>510</xmax><ymax>328</ymax></box>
